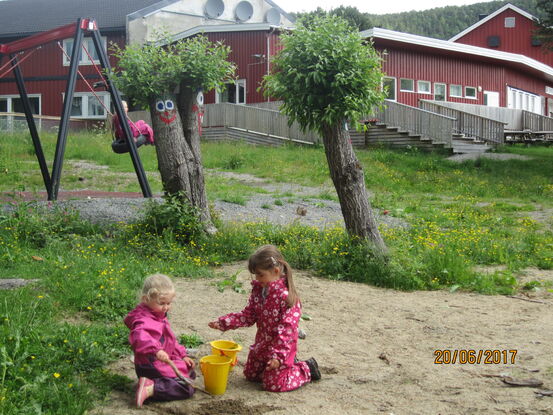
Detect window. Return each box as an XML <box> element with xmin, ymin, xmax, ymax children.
<box><xmin>504</xmin><ymin>17</ymin><xmax>516</xmax><ymax>28</ymax></box>
<box><xmin>62</xmin><ymin>37</ymin><xmax>107</xmax><ymax>66</ymax></box>
<box><xmin>417</xmin><ymin>81</ymin><xmax>431</xmax><ymax>94</ymax></box>
<box><xmin>434</xmin><ymin>83</ymin><xmax>446</xmax><ymax>101</ymax></box>
<box><xmin>465</xmin><ymin>86</ymin><xmax>477</xmax><ymax>99</ymax></box>
<box><xmin>383</xmin><ymin>77</ymin><xmax>396</xmax><ymax>101</ymax></box>
<box><xmin>65</xmin><ymin>92</ymin><xmax>110</xmax><ymax>118</ymax></box>
<box><xmin>0</xmin><ymin>95</ymin><xmax>41</xmax><ymax>114</ymax></box>
<box><xmin>216</xmin><ymin>79</ymin><xmax>246</xmax><ymax>104</ymax></box>
<box><xmin>487</xmin><ymin>36</ymin><xmax>500</xmax><ymax>47</ymax></box>
<box><xmin>449</xmin><ymin>84</ymin><xmax>463</xmax><ymax>98</ymax></box>
<box><xmin>400</xmin><ymin>78</ymin><xmax>414</xmax><ymax>92</ymax></box>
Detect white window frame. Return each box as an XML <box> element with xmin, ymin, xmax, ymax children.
<box><xmin>63</xmin><ymin>92</ymin><xmax>110</xmax><ymax>119</ymax></box>
<box><xmin>449</xmin><ymin>84</ymin><xmax>463</xmax><ymax>98</ymax></box>
<box><xmin>434</xmin><ymin>83</ymin><xmax>447</xmax><ymax>102</ymax></box>
<box><xmin>504</xmin><ymin>17</ymin><xmax>516</xmax><ymax>28</ymax></box>
<box><xmin>62</xmin><ymin>36</ymin><xmax>107</xmax><ymax>66</ymax></box>
<box><xmin>0</xmin><ymin>94</ymin><xmax>42</xmax><ymax>114</ymax></box>
<box><xmin>216</xmin><ymin>79</ymin><xmax>246</xmax><ymax>104</ymax></box>
<box><xmin>417</xmin><ymin>80</ymin><xmax>431</xmax><ymax>94</ymax></box>
<box><xmin>383</xmin><ymin>77</ymin><xmax>396</xmax><ymax>101</ymax></box>
<box><xmin>399</xmin><ymin>78</ymin><xmax>414</xmax><ymax>92</ymax></box>
<box><xmin>465</xmin><ymin>86</ymin><xmax>477</xmax><ymax>99</ymax></box>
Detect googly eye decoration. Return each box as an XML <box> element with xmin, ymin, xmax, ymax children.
<box><xmin>196</xmin><ymin>91</ymin><xmax>204</xmax><ymax>106</ymax></box>
<box><xmin>156</xmin><ymin>100</ymin><xmax>165</xmax><ymax>112</ymax></box>
<box><xmin>165</xmin><ymin>100</ymin><xmax>175</xmax><ymax>110</ymax></box>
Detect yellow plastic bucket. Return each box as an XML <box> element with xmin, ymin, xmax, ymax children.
<box><xmin>200</xmin><ymin>355</ymin><xmax>232</xmax><ymax>395</ymax></box>
<box><xmin>210</xmin><ymin>340</ymin><xmax>242</xmax><ymax>371</ymax></box>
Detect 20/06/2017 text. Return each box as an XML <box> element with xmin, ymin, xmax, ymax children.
<box><xmin>434</xmin><ymin>349</ymin><xmax>517</xmax><ymax>364</ymax></box>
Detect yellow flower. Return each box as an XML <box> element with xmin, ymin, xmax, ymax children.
<box><xmin>53</xmin><ymin>373</ymin><xmax>61</xmax><ymax>378</ymax></box>
<box><xmin>37</xmin><ymin>295</ymin><xmax>44</xmax><ymax>299</ymax></box>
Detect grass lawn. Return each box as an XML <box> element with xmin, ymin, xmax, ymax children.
<box><xmin>0</xmin><ymin>130</ymin><xmax>551</xmax><ymax>413</ymax></box>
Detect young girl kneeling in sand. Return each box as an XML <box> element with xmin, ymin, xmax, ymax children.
<box><xmin>124</xmin><ymin>274</ymin><xmax>195</xmax><ymax>407</ymax></box>
<box><xmin>209</xmin><ymin>245</ymin><xmax>320</xmax><ymax>392</ymax></box>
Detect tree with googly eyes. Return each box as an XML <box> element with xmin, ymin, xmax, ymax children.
<box><xmin>111</xmin><ymin>34</ymin><xmax>235</xmax><ymax>233</ymax></box>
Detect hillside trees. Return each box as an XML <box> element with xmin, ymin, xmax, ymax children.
<box><xmin>534</xmin><ymin>0</ymin><xmax>553</xmax><ymax>50</ymax></box>
<box><xmin>262</xmin><ymin>15</ymin><xmax>388</xmax><ymax>255</ymax></box>
<box><xmin>111</xmin><ymin>35</ymin><xmax>235</xmax><ymax>231</ymax></box>
<box><xmin>294</xmin><ymin>0</ymin><xmax>547</xmax><ymax>39</ymax></box>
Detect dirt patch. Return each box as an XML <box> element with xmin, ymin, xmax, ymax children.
<box><xmin>0</xmin><ymin>278</ymin><xmax>39</xmax><ymax>289</ymax></box>
<box><xmin>92</xmin><ymin>263</ymin><xmax>553</xmax><ymax>415</ymax></box>
<box><xmin>447</xmin><ymin>153</ymin><xmax>533</xmax><ymax>163</ymax></box>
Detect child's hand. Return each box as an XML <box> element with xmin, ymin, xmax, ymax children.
<box><xmin>183</xmin><ymin>356</ymin><xmax>195</xmax><ymax>369</ymax></box>
<box><xmin>208</xmin><ymin>321</ymin><xmax>223</xmax><ymax>331</ymax></box>
<box><xmin>266</xmin><ymin>358</ymin><xmax>280</xmax><ymax>370</ymax></box>
<box><xmin>156</xmin><ymin>349</ymin><xmax>170</xmax><ymax>363</ymax></box>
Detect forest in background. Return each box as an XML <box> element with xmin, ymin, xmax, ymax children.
<box><xmin>293</xmin><ymin>0</ymin><xmax>546</xmax><ymax>39</ymax></box>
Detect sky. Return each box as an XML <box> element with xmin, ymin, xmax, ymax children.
<box><xmin>274</xmin><ymin>0</ymin><xmax>496</xmax><ymax>15</ymax></box>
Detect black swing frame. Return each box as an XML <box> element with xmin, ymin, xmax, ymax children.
<box><xmin>0</xmin><ymin>18</ymin><xmax>152</xmax><ymax>200</ymax></box>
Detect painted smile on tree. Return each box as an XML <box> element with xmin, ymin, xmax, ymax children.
<box><xmin>156</xmin><ymin>99</ymin><xmax>177</xmax><ymax>124</ymax></box>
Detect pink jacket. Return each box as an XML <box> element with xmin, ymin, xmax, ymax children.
<box><xmin>113</xmin><ymin>114</ymin><xmax>154</xmax><ymax>144</ymax></box>
<box><xmin>217</xmin><ymin>278</ymin><xmax>301</xmax><ymax>367</ymax></box>
<box><xmin>124</xmin><ymin>303</ymin><xmax>189</xmax><ymax>378</ymax></box>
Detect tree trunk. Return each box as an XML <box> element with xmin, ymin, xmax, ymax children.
<box><xmin>321</xmin><ymin>121</ymin><xmax>388</xmax><ymax>255</ymax></box>
<box><xmin>176</xmin><ymin>86</ymin><xmax>212</xmax><ymax>227</ymax></box>
<box><xmin>148</xmin><ymin>92</ymin><xmax>215</xmax><ymax>232</ymax></box>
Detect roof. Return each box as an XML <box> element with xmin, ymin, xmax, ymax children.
<box><xmin>362</xmin><ymin>27</ymin><xmax>553</xmax><ymax>83</ymax></box>
<box><xmin>0</xmin><ymin>0</ymin><xmax>165</xmax><ymax>37</ymax></box>
<box><xmin>170</xmin><ymin>22</ymin><xmax>288</xmax><ymax>43</ymax></box>
<box><xmin>449</xmin><ymin>3</ymin><xmax>535</xmax><ymax>42</ymax></box>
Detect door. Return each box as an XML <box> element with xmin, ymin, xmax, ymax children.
<box><xmin>484</xmin><ymin>91</ymin><xmax>499</xmax><ymax>107</ymax></box>
<box><xmin>434</xmin><ymin>83</ymin><xmax>446</xmax><ymax>101</ymax></box>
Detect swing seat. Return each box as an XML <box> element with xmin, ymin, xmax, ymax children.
<box><xmin>111</xmin><ymin>135</ymin><xmax>148</xmax><ymax>154</ymax></box>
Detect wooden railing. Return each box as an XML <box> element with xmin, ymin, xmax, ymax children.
<box><xmin>369</xmin><ymin>100</ymin><xmax>455</xmax><ymax>147</ymax></box>
<box><xmin>420</xmin><ymin>100</ymin><xmax>504</xmax><ymax>145</ymax></box>
<box><xmin>522</xmin><ymin>110</ymin><xmax>553</xmax><ymax>132</ymax></box>
<box><xmin>203</xmin><ymin>103</ymin><xmax>321</xmax><ymax>144</ymax></box>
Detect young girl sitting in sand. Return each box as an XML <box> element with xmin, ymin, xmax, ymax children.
<box><xmin>209</xmin><ymin>245</ymin><xmax>320</xmax><ymax>392</ymax></box>
<box><xmin>124</xmin><ymin>273</ymin><xmax>195</xmax><ymax>407</ymax></box>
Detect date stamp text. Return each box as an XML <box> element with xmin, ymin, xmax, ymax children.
<box><xmin>434</xmin><ymin>349</ymin><xmax>517</xmax><ymax>365</ymax></box>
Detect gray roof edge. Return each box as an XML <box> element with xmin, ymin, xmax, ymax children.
<box><xmin>265</xmin><ymin>0</ymin><xmax>295</xmax><ymax>23</ymax></box>
<box><xmin>127</xmin><ymin>0</ymin><xmax>181</xmax><ymax>21</ymax></box>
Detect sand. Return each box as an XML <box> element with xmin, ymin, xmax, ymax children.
<box><xmin>93</xmin><ymin>263</ymin><xmax>553</xmax><ymax>415</ymax></box>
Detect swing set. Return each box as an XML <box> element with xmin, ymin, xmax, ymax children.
<box><xmin>0</xmin><ymin>18</ymin><xmax>152</xmax><ymax>200</ymax></box>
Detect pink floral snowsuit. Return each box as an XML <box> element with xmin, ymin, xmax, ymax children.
<box><xmin>124</xmin><ymin>303</ymin><xmax>195</xmax><ymax>401</ymax></box>
<box><xmin>217</xmin><ymin>278</ymin><xmax>311</xmax><ymax>392</ymax></box>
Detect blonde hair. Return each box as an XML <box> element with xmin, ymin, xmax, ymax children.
<box><xmin>248</xmin><ymin>245</ymin><xmax>299</xmax><ymax>307</ymax></box>
<box><xmin>141</xmin><ymin>273</ymin><xmax>175</xmax><ymax>302</ymax></box>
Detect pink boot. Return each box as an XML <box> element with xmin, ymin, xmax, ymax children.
<box><xmin>136</xmin><ymin>377</ymin><xmax>154</xmax><ymax>408</ymax></box>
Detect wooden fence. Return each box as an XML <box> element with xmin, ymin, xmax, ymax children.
<box><xmin>522</xmin><ymin>110</ymin><xmax>553</xmax><ymax>132</ymax></box>
<box><xmin>420</xmin><ymin>100</ymin><xmax>504</xmax><ymax>145</ymax></box>
<box><xmin>370</xmin><ymin>100</ymin><xmax>455</xmax><ymax>147</ymax></box>
<box><xmin>203</xmin><ymin>103</ymin><xmax>321</xmax><ymax>144</ymax></box>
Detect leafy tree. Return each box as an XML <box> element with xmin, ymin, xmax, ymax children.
<box><xmin>111</xmin><ymin>35</ymin><xmax>235</xmax><ymax>231</ymax></box>
<box><xmin>262</xmin><ymin>15</ymin><xmax>388</xmax><ymax>255</ymax></box>
<box><xmin>534</xmin><ymin>0</ymin><xmax>553</xmax><ymax>51</ymax></box>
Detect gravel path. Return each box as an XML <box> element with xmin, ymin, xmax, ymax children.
<box><xmin>3</xmin><ymin>171</ymin><xmax>408</xmax><ymax>230</ymax></box>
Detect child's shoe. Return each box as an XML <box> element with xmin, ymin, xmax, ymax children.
<box><xmin>305</xmin><ymin>357</ymin><xmax>321</xmax><ymax>381</ymax></box>
<box><xmin>136</xmin><ymin>377</ymin><xmax>154</xmax><ymax>408</ymax></box>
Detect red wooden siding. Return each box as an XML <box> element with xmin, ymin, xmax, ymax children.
<box><xmin>376</xmin><ymin>44</ymin><xmax>550</xmax><ymax>110</ymax></box>
<box><xmin>205</xmin><ymin>30</ymin><xmax>280</xmax><ymax>105</ymax></box>
<box><xmin>454</xmin><ymin>9</ymin><xmax>553</xmax><ymax>67</ymax></box>
<box><xmin>0</xmin><ymin>32</ymin><xmax>125</xmax><ymax>116</ymax></box>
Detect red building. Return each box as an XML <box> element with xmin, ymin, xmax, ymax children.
<box><xmin>0</xmin><ymin>0</ymin><xmax>292</xmax><ymax>119</ymax></box>
<box><xmin>450</xmin><ymin>3</ymin><xmax>553</xmax><ymax>68</ymax></box>
<box><xmin>362</xmin><ymin>23</ymin><xmax>553</xmax><ymax>117</ymax></box>
<box><xmin>0</xmin><ymin>0</ymin><xmax>166</xmax><ymax>119</ymax></box>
